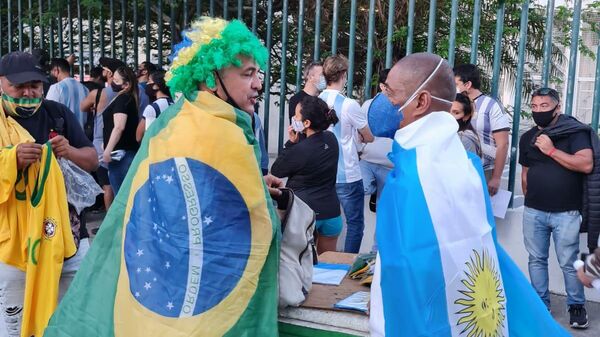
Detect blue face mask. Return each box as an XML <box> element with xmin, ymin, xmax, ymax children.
<box><xmin>368</xmin><ymin>58</ymin><xmax>452</xmax><ymax>139</ymax></box>
<box><xmin>367</xmin><ymin>93</ymin><xmax>402</xmax><ymax>138</ymax></box>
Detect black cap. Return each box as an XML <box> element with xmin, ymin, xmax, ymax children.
<box><xmin>0</xmin><ymin>51</ymin><xmax>48</xmax><ymax>84</ymax></box>
<box><xmin>99</xmin><ymin>57</ymin><xmax>126</xmax><ymax>73</ymax></box>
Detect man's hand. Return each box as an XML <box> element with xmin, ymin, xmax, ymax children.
<box><xmin>577</xmin><ymin>266</ymin><xmax>594</xmax><ymax>288</ymax></box>
<box><xmin>50</xmin><ymin>135</ymin><xmax>72</xmax><ymax>159</ymax></box>
<box><xmin>264</xmin><ymin>174</ymin><xmax>284</xmax><ymax>197</ymax></box>
<box><xmin>102</xmin><ymin>150</ymin><xmax>112</xmax><ymax>164</ymax></box>
<box><xmin>488</xmin><ymin>176</ymin><xmax>500</xmax><ymax>196</ymax></box>
<box><xmin>288</xmin><ymin>125</ymin><xmax>299</xmax><ymax>143</ymax></box>
<box><xmin>16</xmin><ymin>143</ymin><xmax>43</xmax><ymax>169</ymax></box>
<box><xmin>535</xmin><ymin>134</ymin><xmax>555</xmax><ymax>156</ymax></box>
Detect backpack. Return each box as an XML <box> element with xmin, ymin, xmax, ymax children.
<box><xmin>276</xmin><ymin>188</ymin><xmax>317</xmax><ymax>308</ymax></box>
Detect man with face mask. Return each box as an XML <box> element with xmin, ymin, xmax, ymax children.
<box><xmin>46</xmin><ymin>58</ymin><xmax>90</xmax><ymax>127</ymax></box>
<box><xmin>137</xmin><ymin>61</ymin><xmax>157</xmax><ymax>89</ymax></box>
<box><xmin>288</xmin><ymin>61</ymin><xmax>325</xmax><ymax>123</ymax></box>
<box><xmin>518</xmin><ymin>87</ymin><xmax>594</xmax><ymax>328</ymax></box>
<box><xmin>368</xmin><ymin>54</ymin><xmax>570</xmax><ymax>337</ymax></box>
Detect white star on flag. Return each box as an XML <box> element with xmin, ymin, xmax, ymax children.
<box><xmin>167</xmin><ymin>302</ymin><xmax>174</xmax><ymax>310</ymax></box>
<box><xmin>144</xmin><ymin>282</ymin><xmax>152</xmax><ymax>290</ymax></box>
<box><xmin>145</xmin><ymin>267</ymin><xmax>151</xmax><ymax>273</ymax></box>
<box><xmin>162</xmin><ymin>174</ymin><xmax>168</xmax><ymax>180</ymax></box>
<box><xmin>203</xmin><ymin>216</ymin><xmax>213</xmax><ymax>225</ymax></box>
<box><xmin>166</xmin><ymin>233</ymin><xmax>170</xmax><ymax>238</ymax></box>
<box><xmin>148</xmin><ymin>198</ymin><xmax>152</xmax><ymax>203</ymax></box>
<box><xmin>135</xmin><ymin>292</ymin><xmax>141</xmax><ymax>298</ymax></box>
<box><xmin>165</xmin><ymin>261</ymin><xmax>171</xmax><ymax>269</ymax></box>
<box><xmin>153</xmin><ymin>277</ymin><xmax>157</xmax><ymax>282</ymax></box>
<box><xmin>182</xmin><ymin>216</ymin><xmax>186</xmax><ymax>220</ymax></box>
<box><xmin>136</xmin><ymin>267</ymin><xmax>142</xmax><ymax>273</ymax></box>
<box><xmin>165</xmin><ymin>175</ymin><xmax>174</xmax><ymax>184</ymax></box>
<box><xmin>137</xmin><ymin>249</ymin><xmax>144</xmax><ymax>257</ymax></box>
<box><xmin>155</xmin><ymin>176</ymin><xmax>161</xmax><ymax>181</ymax></box>
<box><xmin>153</xmin><ymin>223</ymin><xmax>158</xmax><ymax>230</ymax></box>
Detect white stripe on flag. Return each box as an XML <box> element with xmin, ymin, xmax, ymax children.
<box><xmin>175</xmin><ymin>157</ymin><xmax>204</xmax><ymax>318</ymax></box>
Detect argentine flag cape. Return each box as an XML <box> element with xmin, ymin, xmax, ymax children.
<box><xmin>369</xmin><ymin>112</ymin><xmax>569</xmax><ymax>337</ymax></box>
<box><xmin>44</xmin><ymin>92</ymin><xmax>279</xmax><ymax>337</ymax></box>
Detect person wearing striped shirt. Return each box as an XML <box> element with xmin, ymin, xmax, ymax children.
<box><xmin>46</xmin><ymin>58</ymin><xmax>89</xmax><ymax>127</ymax></box>
<box><xmin>453</xmin><ymin>64</ymin><xmax>510</xmax><ymax>196</ymax></box>
<box><xmin>319</xmin><ymin>54</ymin><xmax>374</xmax><ymax>253</ymax></box>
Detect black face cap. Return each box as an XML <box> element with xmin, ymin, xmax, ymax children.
<box><xmin>99</xmin><ymin>57</ymin><xmax>126</xmax><ymax>73</ymax></box>
<box><xmin>0</xmin><ymin>51</ymin><xmax>48</xmax><ymax>85</ymax></box>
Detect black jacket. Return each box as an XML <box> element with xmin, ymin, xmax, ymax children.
<box><xmin>542</xmin><ymin>115</ymin><xmax>600</xmax><ymax>252</ymax></box>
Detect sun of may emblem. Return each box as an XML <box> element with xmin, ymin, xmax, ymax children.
<box><xmin>455</xmin><ymin>249</ymin><xmax>506</xmax><ymax>337</ymax></box>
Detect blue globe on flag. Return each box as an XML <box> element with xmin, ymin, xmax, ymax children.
<box><xmin>123</xmin><ymin>157</ymin><xmax>252</xmax><ymax>318</ymax></box>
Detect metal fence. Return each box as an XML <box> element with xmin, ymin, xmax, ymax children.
<box><xmin>0</xmin><ymin>0</ymin><xmax>599</xmax><ymax>202</ymax></box>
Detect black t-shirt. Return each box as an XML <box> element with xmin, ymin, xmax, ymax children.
<box><xmin>103</xmin><ymin>93</ymin><xmax>140</xmax><ymax>151</ymax></box>
<box><xmin>13</xmin><ymin>99</ymin><xmax>93</xmax><ymax>148</ymax></box>
<box><xmin>271</xmin><ymin>131</ymin><xmax>341</xmax><ymax>220</ymax></box>
<box><xmin>288</xmin><ymin>90</ymin><xmax>311</xmax><ymax>122</ymax></box>
<box><xmin>519</xmin><ymin>115</ymin><xmax>592</xmax><ymax>212</ymax></box>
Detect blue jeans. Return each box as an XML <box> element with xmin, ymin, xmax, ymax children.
<box><xmin>108</xmin><ymin>150</ymin><xmax>136</xmax><ymax>195</ymax></box>
<box><xmin>359</xmin><ymin>160</ymin><xmax>392</xmax><ymax>200</ymax></box>
<box><xmin>522</xmin><ymin>206</ymin><xmax>585</xmax><ymax>307</ymax></box>
<box><xmin>337</xmin><ymin>180</ymin><xmax>365</xmax><ymax>253</ymax></box>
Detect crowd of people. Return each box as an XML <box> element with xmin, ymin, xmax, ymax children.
<box><xmin>0</xmin><ymin>15</ymin><xmax>599</xmax><ymax>336</ymax></box>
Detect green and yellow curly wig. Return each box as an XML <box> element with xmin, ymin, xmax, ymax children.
<box><xmin>166</xmin><ymin>17</ymin><xmax>268</xmax><ymax>95</ymax></box>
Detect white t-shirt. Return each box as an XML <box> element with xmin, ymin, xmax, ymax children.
<box><xmin>319</xmin><ymin>89</ymin><xmax>367</xmax><ymax>184</ymax></box>
<box><xmin>360</xmin><ymin>97</ymin><xmax>394</xmax><ymax>168</ymax></box>
<box><xmin>471</xmin><ymin>94</ymin><xmax>511</xmax><ymax>171</ymax></box>
<box><xmin>143</xmin><ymin>97</ymin><xmax>173</xmax><ymax>130</ymax></box>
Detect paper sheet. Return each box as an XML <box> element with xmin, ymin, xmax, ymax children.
<box><xmin>312</xmin><ymin>263</ymin><xmax>350</xmax><ymax>286</ymax></box>
<box><xmin>491</xmin><ymin>189</ymin><xmax>512</xmax><ymax>219</ymax></box>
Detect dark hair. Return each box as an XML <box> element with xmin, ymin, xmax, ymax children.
<box><xmin>323</xmin><ymin>54</ymin><xmax>349</xmax><ymax>85</ymax></box>
<box><xmin>299</xmin><ymin>96</ymin><xmax>339</xmax><ymax>131</ymax></box>
<box><xmin>141</xmin><ymin>61</ymin><xmax>158</xmax><ymax>73</ymax></box>
<box><xmin>303</xmin><ymin>61</ymin><xmax>323</xmax><ymax>79</ymax></box>
<box><xmin>532</xmin><ymin>87</ymin><xmax>560</xmax><ymax>103</ymax></box>
<box><xmin>50</xmin><ymin>58</ymin><xmax>71</xmax><ymax>73</ymax></box>
<box><xmin>149</xmin><ymin>70</ymin><xmax>172</xmax><ymax>99</ymax></box>
<box><xmin>378</xmin><ymin>68</ymin><xmax>391</xmax><ymax>85</ymax></box>
<box><xmin>90</xmin><ymin>66</ymin><xmax>104</xmax><ymax>79</ymax></box>
<box><xmin>115</xmin><ymin>66</ymin><xmax>139</xmax><ymax>108</ymax></box>
<box><xmin>453</xmin><ymin>64</ymin><xmax>481</xmax><ymax>90</ymax></box>
<box><xmin>454</xmin><ymin>93</ymin><xmax>478</xmax><ymax>132</ymax></box>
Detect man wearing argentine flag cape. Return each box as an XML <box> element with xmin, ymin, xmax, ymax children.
<box><xmin>367</xmin><ymin>53</ymin><xmax>570</xmax><ymax>336</ymax></box>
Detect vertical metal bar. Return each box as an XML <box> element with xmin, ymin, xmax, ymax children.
<box><xmin>78</xmin><ymin>0</ymin><xmax>83</xmax><ymax>79</ymax></box>
<box><xmin>158</xmin><ymin>0</ymin><xmax>164</xmax><ymax>68</ymax></box>
<box><xmin>49</xmin><ymin>0</ymin><xmax>54</xmax><ymax>58</ymax></box>
<box><xmin>314</xmin><ymin>0</ymin><xmax>321</xmax><ymax>61</ymax></box>
<box><xmin>100</xmin><ymin>4</ymin><xmax>105</xmax><ymax>58</ymax></box>
<box><xmin>210</xmin><ymin>0</ymin><xmax>214</xmax><ymax>17</ymax></box>
<box><xmin>145</xmin><ymin>0</ymin><xmax>150</xmax><ymax>61</ymax></box>
<box><xmin>565</xmin><ymin>0</ymin><xmax>582</xmax><ymax>116</ymax></box>
<box><xmin>364</xmin><ymin>0</ymin><xmax>375</xmax><ymax>100</ymax></box>
<box><xmin>491</xmin><ymin>1</ymin><xmax>505</xmax><ymax>98</ymax></box>
<box><xmin>7</xmin><ymin>0</ymin><xmax>12</xmax><ymax>53</ymax></box>
<box><xmin>295</xmin><ymin>0</ymin><xmax>305</xmax><ymax>91</ymax></box>
<box><xmin>223</xmin><ymin>0</ymin><xmax>228</xmax><ymax>19</ymax></box>
<box><xmin>170</xmin><ymin>0</ymin><xmax>176</xmax><ymax>50</ymax></box>
<box><xmin>237</xmin><ymin>0</ymin><xmax>242</xmax><ymax>19</ymax></box>
<box><xmin>58</xmin><ymin>1</ymin><xmax>64</xmax><ymax>57</ymax></box>
<box><xmin>184</xmin><ymin>0</ymin><xmax>188</xmax><ymax>27</ymax></box>
<box><xmin>346</xmin><ymin>0</ymin><xmax>357</xmax><ymax>98</ymax></box>
<box><xmin>426</xmin><ymin>0</ymin><xmax>436</xmax><ymax>53</ymax></box>
<box><xmin>331</xmin><ymin>0</ymin><xmax>338</xmax><ymax>55</ymax></box>
<box><xmin>133</xmin><ymin>0</ymin><xmax>139</xmax><ymax>65</ymax></box>
<box><xmin>406</xmin><ymin>0</ymin><xmax>415</xmax><ymax>55</ymax></box>
<box><xmin>470</xmin><ymin>0</ymin><xmax>481</xmax><ymax>64</ymax></box>
<box><xmin>448</xmin><ymin>0</ymin><xmax>459</xmax><ymax>67</ymax></box>
<box><xmin>88</xmin><ymin>6</ymin><xmax>93</xmax><ymax>69</ymax></box>
<box><xmin>385</xmin><ymin>0</ymin><xmax>395</xmax><ymax>68</ymax></box>
<box><xmin>508</xmin><ymin>0</ymin><xmax>529</xmax><ymax>206</ymax></box>
<box><xmin>121</xmin><ymin>0</ymin><xmax>126</xmax><ymax>63</ymax></box>
<box><xmin>28</xmin><ymin>0</ymin><xmax>33</xmax><ymax>51</ymax></box>
<box><xmin>110</xmin><ymin>0</ymin><xmax>115</xmax><ymax>58</ymax></box>
<box><xmin>263</xmin><ymin>0</ymin><xmax>273</xmax><ymax>148</ymax></box>
<box><xmin>18</xmin><ymin>0</ymin><xmax>23</xmax><ymax>51</ymax></box>
<box><xmin>197</xmin><ymin>0</ymin><xmax>202</xmax><ymax>17</ymax></box>
<box><xmin>278</xmin><ymin>0</ymin><xmax>289</xmax><ymax>154</ymax></box>
<box><xmin>541</xmin><ymin>0</ymin><xmax>555</xmax><ymax>87</ymax></box>
<box><xmin>591</xmin><ymin>36</ymin><xmax>600</xmax><ymax>132</ymax></box>
<box><xmin>251</xmin><ymin>0</ymin><xmax>257</xmax><ymax>33</ymax></box>
<box><xmin>68</xmin><ymin>0</ymin><xmax>73</xmax><ymax>55</ymax></box>
<box><xmin>39</xmin><ymin>0</ymin><xmax>44</xmax><ymax>51</ymax></box>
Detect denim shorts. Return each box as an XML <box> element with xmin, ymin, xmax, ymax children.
<box><xmin>315</xmin><ymin>215</ymin><xmax>343</xmax><ymax>237</ymax></box>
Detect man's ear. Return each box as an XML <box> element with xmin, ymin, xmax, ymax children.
<box><xmin>303</xmin><ymin>119</ymin><xmax>312</xmax><ymax>130</ymax></box>
<box><xmin>413</xmin><ymin>91</ymin><xmax>432</xmax><ymax>118</ymax></box>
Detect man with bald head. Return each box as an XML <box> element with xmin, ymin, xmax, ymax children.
<box><xmin>368</xmin><ymin>53</ymin><xmax>568</xmax><ymax>337</ymax></box>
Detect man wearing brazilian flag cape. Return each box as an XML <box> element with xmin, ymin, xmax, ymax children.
<box><xmin>44</xmin><ymin>17</ymin><xmax>282</xmax><ymax>336</ymax></box>
<box><xmin>368</xmin><ymin>53</ymin><xmax>570</xmax><ymax>336</ymax></box>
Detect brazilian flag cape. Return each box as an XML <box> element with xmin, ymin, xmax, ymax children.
<box><xmin>44</xmin><ymin>92</ymin><xmax>280</xmax><ymax>337</ymax></box>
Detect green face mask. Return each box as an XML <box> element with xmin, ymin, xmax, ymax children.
<box><xmin>1</xmin><ymin>93</ymin><xmax>43</xmax><ymax>118</ymax></box>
